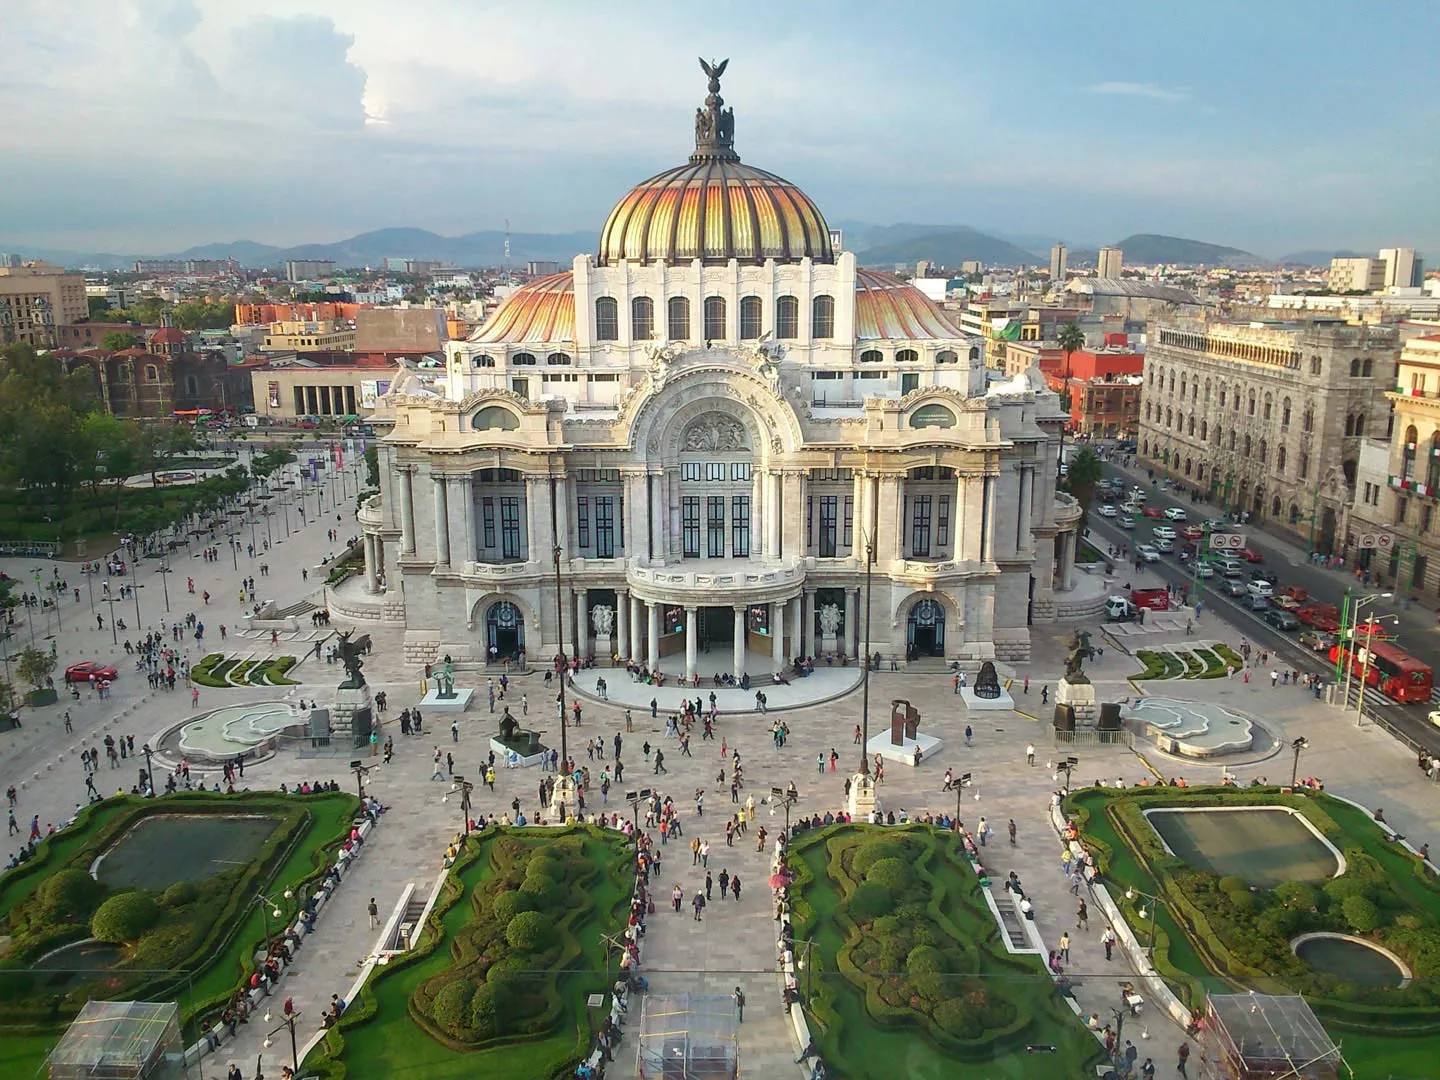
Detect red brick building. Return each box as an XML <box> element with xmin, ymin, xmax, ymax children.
<box><xmin>1047</xmin><ymin>333</ymin><xmax>1145</xmax><ymax>437</ymax></box>
<box><xmin>58</xmin><ymin>325</ymin><xmax>252</xmax><ymax>417</ymax></box>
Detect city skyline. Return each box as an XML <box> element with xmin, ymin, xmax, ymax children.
<box><xmin>0</xmin><ymin>0</ymin><xmax>1435</xmax><ymax>256</ymax></box>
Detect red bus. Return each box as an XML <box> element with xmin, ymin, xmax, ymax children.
<box><xmin>1329</xmin><ymin>639</ymin><xmax>1433</xmax><ymax>703</ymax></box>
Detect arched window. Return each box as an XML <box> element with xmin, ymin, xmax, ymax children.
<box><xmin>631</xmin><ymin>297</ymin><xmax>654</xmax><ymax>341</ymax></box>
<box><xmin>1165</xmin><ymin>408</ymin><xmax>1173</xmax><ymax>427</ymax></box>
<box><xmin>1200</xmin><ymin>420</ymin><xmax>1207</xmax><ymax>441</ymax></box>
<box><xmin>896</xmin><ymin>348</ymin><xmax>919</xmax><ymax>363</ymax></box>
<box><xmin>776</xmin><ymin>296</ymin><xmax>799</xmax><ymax>339</ymax></box>
<box><xmin>1258</xmin><ymin>439</ymin><xmax>1268</xmax><ymax>463</ymax></box>
<box><xmin>1281</xmin><ymin>398</ymin><xmax>1291</xmax><ymax>427</ymax></box>
<box><xmin>1354</xmin><ymin>414</ymin><xmax>1365</xmax><ymax>437</ymax></box>
<box><xmin>473</xmin><ymin>354</ymin><xmax>495</xmax><ymax>368</ymax></box>
<box><xmin>1187</xmin><ymin>415</ymin><xmax>1195</xmax><ymax>436</ymax></box>
<box><xmin>1218</xmin><ymin>387</ymin><xmax>1226</xmax><ymax>407</ymax></box>
<box><xmin>739</xmin><ymin>295</ymin><xmax>763</xmax><ymax>340</ymax></box>
<box><xmin>594</xmin><ymin>297</ymin><xmax>618</xmax><ymax>341</ymax></box>
<box><xmin>812</xmin><ymin>295</ymin><xmax>835</xmax><ymax>339</ymax></box>
<box><xmin>1176</xmin><ymin>411</ymin><xmax>1184</xmax><ymax>432</ymax></box>
<box><xmin>909</xmin><ymin>404</ymin><xmax>956</xmax><ymax>429</ymax></box>
<box><xmin>1350</xmin><ymin>358</ymin><xmax>1361</xmax><ymax>377</ymax></box>
<box><xmin>1247</xmin><ymin>390</ymin><xmax>1255</xmax><ymax>416</ymax></box>
<box><xmin>1277</xmin><ymin>447</ymin><xmax>1287</xmax><ymax>472</ymax></box>
<box><xmin>1272</xmin><ymin>495</ymin><xmax>1282</xmax><ymax>517</ymax></box>
<box><xmin>1228</xmin><ymin>431</ymin><xmax>1237</xmax><ymax>451</ymax></box>
<box><xmin>1244</xmin><ymin>435</ymin><xmax>1252</xmax><ymax>456</ymax></box>
<box><xmin>859</xmin><ymin>349</ymin><xmax>883</xmax><ymax>363</ymax></box>
<box><xmin>935</xmin><ymin>350</ymin><xmax>957</xmax><ymax>364</ymax></box>
<box><xmin>1362</xmin><ymin>358</ymin><xmax>1373</xmax><ymax>377</ymax></box>
<box><xmin>1427</xmin><ymin>432</ymin><xmax>1440</xmax><ymax>488</ymax></box>
<box><xmin>1298</xmin><ymin>452</ymin><xmax>1309</xmax><ymax>479</ymax></box>
<box><xmin>1180</xmin><ymin>375</ymin><xmax>1187</xmax><ymax>398</ymax></box>
<box><xmin>472</xmin><ymin>406</ymin><xmax>520</xmax><ymax>431</ymax></box>
<box><xmin>1343</xmin><ymin>459</ymin><xmax>1357</xmax><ymax>486</ymax></box>
<box><xmin>1402</xmin><ymin>425</ymin><xmax>1419</xmax><ymax>480</ymax></box>
<box><xmin>1167</xmin><ymin>372</ymin><xmax>1175</xmax><ymax>393</ymax></box>
<box><xmin>1263</xmin><ymin>394</ymin><xmax>1272</xmax><ymax>421</ymax></box>
<box><xmin>968</xmin><ymin>346</ymin><xmax>980</xmax><ymax>363</ymax></box>
<box><xmin>703</xmin><ymin>296</ymin><xmax>726</xmax><ymax>340</ymax></box>
<box><xmin>546</xmin><ymin>352</ymin><xmax>571</xmax><ymax>365</ymax></box>
<box><xmin>1204</xmin><ymin>379</ymin><xmax>1212</xmax><ymax>403</ymax></box>
<box><xmin>1344</xmin><ymin>415</ymin><xmax>1355</xmax><ymax>436</ymax></box>
<box><xmin>144</xmin><ymin>365</ymin><xmax>158</xmax><ymax>381</ymax></box>
<box><xmin>512</xmin><ymin>352</ymin><xmax>536</xmax><ymax>365</ymax></box>
<box><xmin>667</xmin><ymin>297</ymin><xmax>690</xmax><ymax>341</ymax></box>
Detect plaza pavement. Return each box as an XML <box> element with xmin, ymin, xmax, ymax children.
<box><xmin>4</xmin><ymin>464</ymin><xmax>1438</xmax><ymax>1078</ymax></box>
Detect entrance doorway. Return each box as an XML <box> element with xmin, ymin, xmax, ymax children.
<box><xmin>485</xmin><ymin>600</ymin><xmax>525</xmax><ymax>662</ymax></box>
<box><xmin>698</xmin><ymin>606</ymin><xmax>735</xmax><ymax>653</ymax></box>
<box><xmin>906</xmin><ymin>598</ymin><xmax>945</xmax><ymax>659</ymax></box>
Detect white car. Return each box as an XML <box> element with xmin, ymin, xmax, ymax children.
<box><xmin>1151</xmin><ymin>525</ymin><xmax>1177</xmax><ymax>540</ymax></box>
<box><xmin>1429</xmin><ymin>710</ymin><xmax>1440</xmax><ymax>729</ymax></box>
<box><xmin>1137</xmin><ymin>544</ymin><xmax>1160</xmax><ymax>562</ymax></box>
<box><xmin>1163</xmin><ymin>507</ymin><xmax>1189</xmax><ymax>521</ymax></box>
<box><xmin>1153</xmin><ymin>537</ymin><xmax>1175</xmax><ymax>554</ymax></box>
<box><xmin>1196</xmin><ymin>563</ymin><xmax>1216</xmax><ymax>578</ymax></box>
<box><xmin>1097</xmin><ymin>504</ymin><xmax>1118</xmax><ymax>518</ymax></box>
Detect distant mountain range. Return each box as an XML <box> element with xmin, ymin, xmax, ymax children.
<box><xmin>1276</xmin><ymin>249</ymin><xmax>1364</xmax><ymax>267</ymax></box>
<box><xmin>0</xmin><ymin>225</ymin><xmax>1358</xmax><ymax>273</ymax></box>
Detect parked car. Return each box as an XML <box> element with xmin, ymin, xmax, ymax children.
<box><xmin>1163</xmin><ymin>506</ymin><xmax>1188</xmax><ymax>521</ymax></box>
<box><xmin>1151</xmin><ymin>525</ymin><xmax>1177</xmax><ymax>540</ymax></box>
<box><xmin>1137</xmin><ymin>544</ymin><xmax>1161</xmax><ymax>562</ymax></box>
<box><xmin>1202</xmin><ymin>519</ymin><xmax>1229</xmax><ymax>532</ymax></box>
<box><xmin>1263</xmin><ymin>608</ymin><xmax>1300</xmax><ymax>631</ymax></box>
<box><xmin>1142</xmin><ymin>506</ymin><xmax>1165</xmax><ymax>519</ymax></box>
<box><xmin>1299</xmin><ymin>630</ymin><xmax>1336</xmax><ymax>653</ymax></box>
<box><xmin>1118</xmin><ymin>515</ymin><xmax>1136</xmax><ymax>530</ymax></box>
<box><xmin>1220</xmin><ymin>560</ymin><xmax>1246</xmax><ymax>578</ymax></box>
<box><xmin>65</xmin><ymin>661</ymin><xmax>118</xmax><ymax>683</ymax></box>
<box><xmin>1097</xmin><ymin>503</ymin><xmax>1118</xmax><ymax>518</ymax></box>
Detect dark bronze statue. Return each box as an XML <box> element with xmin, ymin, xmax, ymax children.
<box><xmin>498</xmin><ymin>708</ymin><xmax>520</xmax><ymax>744</ymax></box>
<box><xmin>1064</xmin><ymin>629</ymin><xmax>1093</xmax><ymax>685</ymax></box>
<box><xmin>972</xmin><ymin>661</ymin><xmax>1002</xmax><ymax>699</ymax></box>
<box><xmin>336</xmin><ymin>630</ymin><xmax>371</xmax><ymax>689</ymax></box>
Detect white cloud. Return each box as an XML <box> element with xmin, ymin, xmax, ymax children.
<box><xmin>1086</xmin><ymin>81</ymin><xmax>1190</xmax><ymax>103</ymax></box>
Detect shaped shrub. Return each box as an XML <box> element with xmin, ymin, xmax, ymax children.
<box><xmin>505</xmin><ymin>909</ymin><xmax>554</xmax><ymax>953</ymax></box>
<box><xmin>848</xmin><ymin>882</ymin><xmax>892</xmax><ymax>922</ymax></box>
<box><xmin>91</xmin><ymin>891</ymin><xmax>160</xmax><ymax>942</ymax></box>
<box><xmin>1343</xmin><ymin>895</ymin><xmax>1382</xmax><ymax>934</ymax></box>
<box><xmin>490</xmin><ymin>889</ymin><xmax>540</xmax><ymax>924</ymax></box>
<box><xmin>431</xmin><ymin>978</ymin><xmax>475</xmax><ymax>1036</ymax></box>
<box><xmin>162</xmin><ymin>882</ymin><xmax>199</xmax><ymax>907</ymax></box>
<box><xmin>37</xmin><ymin>868</ymin><xmax>105</xmax><ymax>922</ymax></box>
<box><xmin>866</xmin><ymin>857</ymin><xmax>916</xmax><ymax>893</ymax></box>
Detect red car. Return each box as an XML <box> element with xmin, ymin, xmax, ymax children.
<box><xmin>1142</xmin><ymin>506</ymin><xmax>1165</xmax><ymax>519</ymax></box>
<box><xmin>65</xmin><ymin>661</ymin><xmax>118</xmax><ymax>684</ymax></box>
<box><xmin>1239</xmin><ymin>548</ymin><xmax>1264</xmax><ymax>563</ymax></box>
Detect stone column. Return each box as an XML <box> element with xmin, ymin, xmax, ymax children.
<box><xmin>771</xmin><ymin>600</ymin><xmax>785</xmax><ymax>668</ymax></box>
<box><xmin>782</xmin><ymin>471</ymin><xmax>805</xmax><ymax>559</ymax></box>
<box><xmin>1017</xmin><ymin>465</ymin><xmax>1033</xmax><ymax>556</ymax></box>
<box><xmin>732</xmin><ymin>603</ymin><xmax>746</xmax><ymax>680</ymax></box>
<box><xmin>752</xmin><ymin>471</ymin><xmax>766</xmax><ymax>559</ymax></box>
<box><xmin>432</xmin><ymin>473</ymin><xmax>450</xmax><ymax>567</ymax></box>
<box><xmin>449</xmin><ymin>474</ymin><xmax>474</xmax><ymax>566</ymax></box>
<box><xmin>647</xmin><ymin>602</ymin><xmax>660</xmax><ymax>671</ymax></box>
<box><xmin>616</xmin><ymin>589</ymin><xmax>630</xmax><ymax>661</ymax></box>
<box><xmin>845</xmin><ymin>588</ymin><xmax>858</xmax><ymax>658</ymax></box>
<box><xmin>525</xmin><ymin>476</ymin><xmax>545</xmax><ymax>562</ymax></box>
<box><xmin>649</xmin><ymin>473</ymin><xmax>665</xmax><ymax>562</ymax></box>
<box><xmin>554</xmin><ymin>476</ymin><xmax>570</xmax><ymax>559</ymax></box>
<box><xmin>684</xmin><ymin>605</ymin><xmax>699</xmax><ymax>683</ymax></box>
<box><xmin>852</xmin><ymin>470</ymin><xmax>868</xmax><ymax>558</ymax></box>
<box><xmin>955</xmin><ymin>474</ymin><xmax>978</xmax><ymax>562</ymax></box>
<box><xmin>1060</xmin><ymin>533</ymin><xmax>1077</xmax><ymax>591</ymax></box>
<box><xmin>630</xmin><ymin>593</ymin><xmax>643</xmax><ymax>663</ymax></box>
<box><xmin>981</xmin><ymin>474</ymin><xmax>997</xmax><ymax>562</ymax></box>
<box><xmin>363</xmin><ymin>533</ymin><xmax>379</xmax><ymax>593</ymax></box>
<box><xmin>624</xmin><ymin>473</ymin><xmax>645</xmax><ymax>561</ymax></box>
<box><xmin>802</xmin><ymin>587</ymin><xmax>816</xmax><ymax>658</ymax></box>
<box><xmin>574</xmin><ymin>587</ymin><xmax>588</xmax><ymax>658</ymax></box>
<box><xmin>790</xmin><ymin>592</ymin><xmax>803</xmax><ymax>661</ymax></box>
<box><xmin>876</xmin><ymin>475</ymin><xmax>901</xmax><ymax>563</ymax></box>
<box><xmin>765</xmin><ymin>472</ymin><xmax>782</xmax><ymax>557</ymax></box>
<box><xmin>398</xmin><ymin>468</ymin><xmax>416</xmax><ymax>554</ymax></box>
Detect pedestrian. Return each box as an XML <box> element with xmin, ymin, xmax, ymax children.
<box><xmin>817</xmin><ymin>752</ymin><xmax>824</xmax><ymax>773</ymax></box>
<box><xmin>1141</xmin><ymin>1058</ymin><xmax>1155</xmax><ymax>1080</ymax></box>
<box><xmin>733</xmin><ymin>986</ymin><xmax>745</xmax><ymax>1023</ymax></box>
<box><xmin>1070</xmin><ymin>871</ymin><xmax>1082</xmax><ymax>895</ymax></box>
<box><xmin>718</xmin><ymin>868</ymin><xmax>730</xmax><ymax>897</ymax></box>
<box><xmin>672</xmin><ymin>884</ymin><xmax>683</xmax><ymax>913</ymax></box>
<box><xmin>1102</xmin><ymin>925</ymin><xmax>1116</xmax><ymax>961</ymax></box>
<box><xmin>451</xmin><ymin>719</ymin><xmax>459</xmax><ymax>743</ymax></box>
<box><xmin>1271</xmin><ymin>669</ymin><xmax>1279</xmax><ymax>688</ymax></box>
<box><xmin>853</xmin><ymin>724</ymin><xmax>862</xmax><ymax>745</ymax></box>
<box><xmin>965</xmin><ymin>724</ymin><xmax>973</xmax><ymax>746</ymax></box>
<box><xmin>1177</xmin><ymin>1042</ymin><xmax>1190</xmax><ymax>1077</ymax></box>
<box><xmin>692</xmin><ymin>890</ymin><xmax>705</xmax><ymax>921</ymax></box>
<box><xmin>1026</xmin><ymin>743</ymin><xmax>1035</xmax><ymax>766</ymax></box>
<box><xmin>1041</xmin><ymin>685</ymin><xmax>1049</xmax><ymax>705</ymax></box>
<box><xmin>368</xmin><ymin>897</ymin><xmax>379</xmax><ymax>928</ymax></box>
<box><xmin>1058</xmin><ymin>931</ymin><xmax>1071</xmax><ymax>963</ymax></box>
<box><xmin>977</xmin><ymin>816</ymin><xmax>989</xmax><ymax>845</ymax></box>
<box><xmin>705</xmin><ymin>871</ymin><xmax>714</xmax><ymax>899</ymax></box>
<box><xmin>1008</xmin><ymin>819</ymin><xmax>1017</xmax><ymax>846</ymax></box>
<box><xmin>731</xmin><ymin>873</ymin><xmax>741</xmax><ymax>901</ymax></box>
<box><xmin>1077</xmin><ymin>898</ymin><xmax>1089</xmax><ymax>930</ymax></box>
<box><xmin>701</xmin><ymin>840</ymin><xmax>710</xmax><ymax>867</ymax></box>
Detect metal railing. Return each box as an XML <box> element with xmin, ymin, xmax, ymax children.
<box><xmin>0</xmin><ymin>540</ymin><xmax>60</xmax><ymax>557</ymax></box>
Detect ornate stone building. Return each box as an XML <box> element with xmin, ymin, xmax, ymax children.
<box><xmin>356</xmin><ymin>62</ymin><xmax>1081</xmax><ymax>672</ymax></box>
<box><xmin>1138</xmin><ymin>318</ymin><xmax>1398</xmax><ymax>551</ymax></box>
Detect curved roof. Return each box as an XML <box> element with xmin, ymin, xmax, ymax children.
<box><xmin>598</xmin><ymin>160</ymin><xmax>832</xmax><ymax>267</ymax></box>
<box><xmin>472</xmin><ymin>273</ymin><xmax>575</xmax><ymax>345</ymax></box>
<box><xmin>149</xmin><ymin>327</ymin><xmax>185</xmax><ymax>344</ymax></box>
<box><xmin>854</xmin><ymin>270</ymin><xmax>965</xmax><ymax>341</ymax></box>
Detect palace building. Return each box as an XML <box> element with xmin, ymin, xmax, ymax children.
<box><xmin>354</xmin><ymin>61</ymin><xmax>1082</xmax><ymax>674</ymax></box>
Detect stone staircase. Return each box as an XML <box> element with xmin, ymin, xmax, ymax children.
<box><xmin>991</xmin><ymin>894</ymin><xmax>1031</xmax><ymax>951</ymax></box>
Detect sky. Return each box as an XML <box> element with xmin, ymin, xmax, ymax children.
<box><xmin>0</xmin><ymin>0</ymin><xmax>1435</xmax><ymax>258</ymax></box>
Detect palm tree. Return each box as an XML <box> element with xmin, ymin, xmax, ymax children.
<box><xmin>1063</xmin><ymin>447</ymin><xmax>1103</xmax><ymax>511</ymax></box>
<box><xmin>1053</xmin><ymin>322</ymin><xmax>1087</xmax><ymax>476</ymax></box>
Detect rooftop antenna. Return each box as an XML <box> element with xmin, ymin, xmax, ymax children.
<box><xmin>504</xmin><ymin>218</ymin><xmax>511</xmax><ymax>281</ymax></box>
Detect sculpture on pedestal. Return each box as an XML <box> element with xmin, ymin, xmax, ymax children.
<box><xmin>336</xmin><ymin>630</ymin><xmax>371</xmax><ymax>689</ymax></box>
<box><xmin>889</xmin><ymin>700</ymin><xmax>921</xmax><ymax>746</ymax></box>
<box><xmin>437</xmin><ymin>654</ymin><xmax>456</xmax><ymax>699</ymax></box>
<box><xmin>818</xmin><ymin>603</ymin><xmax>842</xmax><ymax>638</ymax></box>
<box><xmin>972</xmin><ymin>661</ymin><xmax>1001</xmax><ymax>699</ymax></box>
<box><xmin>591</xmin><ymin>605</ymin><xmax>615</xmax><ymax>638</ymax></box>
<box><xmin>1064</xmin><ymin>630</ymin><xmax>1093</xmax><ymax>686</ymax></box>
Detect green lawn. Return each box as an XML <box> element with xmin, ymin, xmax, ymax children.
<box><xmin>310</xmin><ymin>825</ymin><xmax>631</xmax><ymax>1080</ymax></box>
<box><xmin>790</xmin><ymin>824</ymin><xmax>1100</xmax><ymax>1080</ymax></box>
<box><xmin>1066</xmin><ymin>788</ymin><xmax>1440</xmax><ymax>1080</ymax></box>
<box><xmin>0</xmin><ymin>791</ymin><xmax>357</xmax><ymax>1078</ymax></box>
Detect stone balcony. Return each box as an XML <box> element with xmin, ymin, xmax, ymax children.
<box><xmin>1054</xmin><ymin>492</ymin><xmax>1083</xmax><ymax>527</ymax></box>
<box><xmin>626</xmin><ymin>558</ymin><xmax>805</xmax><ymax>606</ymax></box>
<box><xmin>356</xmin><ymin>494</ymin><xmax>383</xmax><ymax>529</ymax></box>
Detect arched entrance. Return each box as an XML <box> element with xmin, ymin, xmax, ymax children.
<box><xmin>907</xmin><ymin>598</ymin><xmax>945</xmax><ymax>659</ymax></box>
<box><xmin>485</xmin><ymin>600</ymin><xmax>525</xmax><ymax>661</ymax></box>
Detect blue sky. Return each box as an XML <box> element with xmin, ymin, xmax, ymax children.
<box><xmin>0</xmin><ymin>0</ymin><xmax>1434</xmax><ymax>257</ymax></box>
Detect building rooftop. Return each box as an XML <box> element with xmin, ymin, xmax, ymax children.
<box><xmin>1068</xmin><ymin>277</ymin><xmax>1201</xmax><ymax>304</ymax></box>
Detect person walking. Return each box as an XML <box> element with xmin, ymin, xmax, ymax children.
<box><xmin>1008</xmin><ymin>819</ymin><xmax>1017</xmax><ymax>845</ymax></box>
<box><xmin>1076</xmin><ymin>898</ymin><xmax>1089</xmax><ymax>930</ymax></box>
<box><xmin>1041</xmin><ymin>685</ymin><xmax>1049</xmax><ymax>705</ymax></box>
<box><xmin>718</xmin><ymin>869</ymin><xmax>730</xmax><ymax>897</ymax></box>
<box><xmin>733</xmin><ymin>986</ymin><xmax>745</xmax><ymax>1023</ymax></box>
<box><xmin>1058</xmin><ymin>932</ymin><xmax>1070</xmax><ymax>963</ymax></box>
<box><xmin>964</xmin><ymin>724</ymin><xmax>973</xmax><ymax>746</ymax></box>
<box><xmin>1102</xmin><ymin>925</ymin><xmax>1116</xmax><ymax>960</ymax></box>
<box><xmin>671</xmin><ymin>884</ymin><xmax>683</xmax><ymax>913</ymax></box>
<box><xmin>451</xmin><ymin>719</ymin><xmax>459</xmax><ymax>743</ymax></box>
<box><xmin>692</xmin><ymin>890</ymin><xmax>705</xmax><ymax>921</ymax></box>
<box><xmin>1177</xmin><ymin>1042</ymin><xmax>1190</xmax><ymax>1077</ymax></box>
<box><xmin>705</xmin><ymin>871</ymin><xmax>714</xmax><ymax>899</ymax></box>
<box><xmin>1069</xmin><ymin>871</ymin><xmax>1082</xmax><ymax>895</ymax></box>
<box><xmin>368</xmin><ymin>898</ymin><xmax>379</xmax><ymax>928</ymax></box>
<box><xmin>731</xmin><ymin>873</ymin><xmax>741</xmax><ymax>901</ymax></box>
<box><xmin>1026</xmin><ymin>744</ymin><xmax>1035</xmax><ymax>766</ymax></box>
<box><xmin>431</xmin><ymin>748</ymin><xmax>445</xmax><ymax>781</ymax></box>
<box><xmin>700</xmin><ymin>840</ymin><xmax>710</xmax><ymax>867</ymax></box>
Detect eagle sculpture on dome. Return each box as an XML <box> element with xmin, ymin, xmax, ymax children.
<box><xmin>699</xmin><ymin>57</ymin><xmax>728</xmax><ymax>91</ymax></box>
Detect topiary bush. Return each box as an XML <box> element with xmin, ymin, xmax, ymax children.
<box><xmin>37</xmin><ymin>868</ymin><xmax>106</xmax><ymax>923</ymax></box>
<box><xmin>490</xmin><ymin>889</ymin><xmax>540</xmax><ymax>924</ymax></box>
<box><xmin>91</xmin><ymin>891</ymin><xmax>160</xmax><ymax>943</ymax></box>
<box><xmin>851</xmin><ymin>839</ymin><xmax>913</xmax><ymax>878</ymax></box>
<box><xmin>162</xmin><ymin>881</ymin><xmax>199</xmax><ymax>907</ymax></box>
<box><xmin>469</xmin><ymin>982</ymin><xmax>505</xmax><ymax>1039</ymax></box>
<box><xmin>505</xmin><ymin>910</ymin><xmax>554</xmax><ymax>953</ymax></box>
<box><xmin>431</xmin><ymin>978</ymin><xmax>476</xmax><ymax>1036</ymax></box>
<box><xmin>1343</xmin><ymin>895</ymin><xmax>1382</xmax><ymax>933</ymax></box>
<box><xmin>848</xmin><ymin>882</ymin><xmax>893</xmax><ymax>922</ymax></box>
<box><xmin>866</xmin><ymin>857</ymin><xmax>916</xmax><ymax>893</ymax></box>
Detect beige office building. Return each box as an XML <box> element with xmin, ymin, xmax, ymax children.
<box><xmin>1096</xmin><ymin>247</ymin><xmax>1123</xmax><ymax>279</ymax></box>
<box><xmin>1329</xmin><ymin>257</ymin><xmax>1386</xmax><ymax>293</ymax></box>
<box><xmin>1139</xmin><ymin>318</ymin><xmax>1398</xmax><ymax>552</ymax></box>
<box><xmin>261</xmin><ymin>319</ymin><xmax>357</xmax><ymax>353</ymax></box>
<box><xmin>0</xmin><ymin>263</ymin><xmax>88</xmax><ymax>347</ymax></box>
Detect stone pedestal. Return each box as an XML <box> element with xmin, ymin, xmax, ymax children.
<box><xmin>595</xmin><ymin>634</ymin><xmax>613</xmax><ymax>663</ymax></box>
<box><xmin>1055</xmin><ymin>678</ymin><xmax>1098</xmax><ymax>726</ymax></box>
<box><xmin>549</xmin><ymin>774</ymin><xmax>578</xmax><ymax>822</ymax></box>
<box><xmin>489</xmin><ymin>736</ymin><xmax>546</xmax><ymax>768</ymax></box>
<box><xmin>866</xmin><ymin>731</ymin><xmax>942</xmax><ymax>768</ymax></box>
<box><xmin>821</xmin><ymin>634</ymin><xmax>839</xmax><ymax>658</ymax></box>
<box><xmin>419</xmin><ymin>687</ymin><xmax>474</xmax><ymax>713</ymax></box>
<box><xmin>846</xmin><ymin>772</ymin><xmax>878</xmax><ymax>819</ymax></box>
<box><xmin>330</xmin><ymin>684</ymin><xmax>374</xmax><ymax>748</ymax></box>
<box><xmin>960</xmin><ymin>687</ymin><xmax>1015</xmax><ymax>712</ymax></box>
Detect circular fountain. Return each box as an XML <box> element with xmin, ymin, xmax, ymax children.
<box><xmin>1292</xmin><ymin>932</ymin><xmax>1411</xmax><ymax>988</ymax></box>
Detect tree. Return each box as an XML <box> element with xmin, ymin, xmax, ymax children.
<box><xmin>1056</xmin><ymin>321</ymin><xmax>1085</xmax><ymax>412</ymax></box>
<box><xmin>16</xmin><ymin>645</ymin><xmax>55</xmax><ymax>690</ymax></box>
<box><xmin>91</xmin><ymin>891</ymin><xmax>160</xmax><ymax>942</ymax></box>
<box><xmin>1062</xmin><ymin>447</ymin><xmax>1103</xmax><ymax>511</ymax></box>
<box><xmin>86</xmin><ymin>296</ymin><xmax>113</xmax><ymax>319</ymax></box>
<box><xmin>363</xmin><ymin>445</ymin><xmax>379</xmax><ymax>489</ymax></box>
<box><xmin>101</xmin><ymin>332</ymin><xmax>141</xmax><ymax>352</ymax></box>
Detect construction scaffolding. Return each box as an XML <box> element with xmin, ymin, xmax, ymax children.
<box><xmin>47</xmin><ymin>1001</ymin><xmax>186</xmax><ymax>1080</ymax></box>
<box><xmin>1203</xmin><ymin>992</ymin><xmax>1349</xmax><ymax>1080</ymax></box>
<box><xmin>635</xmin><ymin>993</ymin><xmax>738</xmax><ymax>1080</ymax></box>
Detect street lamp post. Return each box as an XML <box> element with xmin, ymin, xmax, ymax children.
<box><xmin>1056</xmin><ymin>756</ymin><xmax>1078</xmax><ymax>795</ymax></box>
<box><xmin>953</xmin><ymin>771</ymin><xmax>973</xmax><ymax>829</ymax></box>
<box><xmin>551</xmin><ymin>538</ymin><xmax>570</xmax><ymax>817</ymax></box>
<box><xmin>771</xmin><ymin>786</ymin><xmax>797</xmax><ymax>839</ymax></box>
<box><xmin>450</xmin><ymin>775</ymin><xmax>475</xmax><ymax>836</ymax></box>
<box><xmin>157</xmin><ymin>561</ymin><xmax>171</xmax><ymax>614</ymax></box>
<box><xmin>350</xmin><ymin>759</ymin><xmax>374</xmax><ymax>801</ymax></box>
<box><xmin>263</xmin><ymin>1008</ymin><xmax>302</xmax><ymax>1076</ymax></box>
<box><xmin>254</xmin><ymin>890</ymin><xmax>292</xmax><ymax>950</ymax></box>
<box><xmin>1339</xmin><ymin>592</ymin><xmax>1391</xmax><ymax>716</ymax></box>
<box><xmin>100</xmin><ymin>596</ymin><xmax>121</xmax><ymax>644</ymax></box>
<box><xmin>1289</xmin><ymin>736</ymin><xmax>1309</xmax><ymax>789</ymax></box>
<box><xmin>140</xmin><ymin>743</ymin><xmax>155</xmax><ymax>797</ymax></box>
<box><xmin>1124</xmin><ymin>886</ymin><xmax>1160</xmax><ymax>957</ymax></box>
<box><xmin>858</xmin><ymin>528</ymin><xmax>876</xmax><ymax>776</ymax></box>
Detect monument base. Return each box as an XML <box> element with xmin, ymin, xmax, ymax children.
<box><xmin>420</xmin><ymin>687</ymin><xmax>474</xmax><ymax>713</ymax></box>
<box><xmin>1055</xmin><ymin>679</ymin><xmax>1098</xmax><ymax>726</ymax></box>
<box><xmin>549</xmin><ymin>775</ymin><xmax>579</xmax><ymax>821</ymax></box>
<box><xmin>820</xmin><ymin>634</ymin><xmax>839</xmax><ymax>658</ymax></box>
<box><xmin>331</xmin><ymin>684</ymin><xmax>374</xmax><ymax>747</ymax></box>
<box><xmin>489</xmin><ymin>736</ymin><xmax>547</xmax><ymax>769</ymax></box>
<box><xmin>595</xmin><ymin>634</ymin><xmax>613</xmax><ymax>663</ymax></box>
<box><xmin>960</xmin><ymin>687</ymin><xmax>1015</xmax><ymax>712</ymax></box>
<box><xmin>846</xmin><ymin>772</ymin><xmax>878</xmax><ymax>819</ymax></box>
<box><xmin>866</xmin><ymin>731</ymin><xmax>943</xmax><ymax>768</ymax></box>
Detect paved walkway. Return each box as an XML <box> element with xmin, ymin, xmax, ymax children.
<box><xmin>569</xmin><ymin>655</ymin><xmax>862</xmax><ymax>716</ymax></box>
